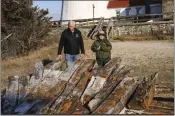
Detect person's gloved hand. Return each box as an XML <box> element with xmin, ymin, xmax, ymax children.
<box><xmin>101</xmin><ymin>43</ymin><xmax>106</xmax><ymax>48</ymax></box>
<box><xmin>96</xmin><ymin>45</ymin><xmax>101</xmax><ymax>51</ymax></box>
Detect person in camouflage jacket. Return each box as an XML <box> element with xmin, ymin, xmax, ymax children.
<box><xmin>91</xmin><ymin>31</ymin><xmax>112</xmax><ymax>67</ymax></box>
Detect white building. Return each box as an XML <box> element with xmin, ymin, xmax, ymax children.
<box><xmin>61</xmin><ymin>1</ymin><xmax>116</xmax><ymax>20</ymax></box>
<box><xmin>61</xmin><ymin>0</ymin><xmax>162</xmax><ymax>21</ymax></box>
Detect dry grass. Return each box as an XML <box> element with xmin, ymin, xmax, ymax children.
<box><xmin>1</xmin><ymin>39</ymin><xmax>94</xmax><ymax>89</ymax></box>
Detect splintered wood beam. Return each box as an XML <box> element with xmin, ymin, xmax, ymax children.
<box><xmin>145</xmin><ymin>108</ymin><xmax>174</xmax><ymax>115</ymax></box>
<box><xmin>14</xmin><ymin>59</ymin><xmax>84</xmax><ymax>114</ymax></box>
<box><xmin>72</xmin><ymin>61</ymin><xmax>126</xmax><ymax>114</ymax></box>
<box><xmin>126</xmin><ymin>73</ymin><xmax>158</xmax><ymax>110</ymax></box>
<box><xmin>27</xmin><ymin>59</ymin><xmax>84</xmax><ymax>100</ymax></box>
<box><xmin>41</xmin><ymin>59</ymin><xmax>95</xmax><ymax>114</ymax></box>
<box><xmin>154</xmin><ymin>83</ymin><xmax>174</xmax><ymax>99</ymax></box>
<box><xmin>97</xmin><ymin>57</ymin><xmax>121</xmax><ymax>79</ymax></box>
<box><xmin>36</xmin><ymin>59</ymin><xmax>85</xmax><ymax>114</ymax></box>
<box><xmin>148</xmin><ymin>99</ymin><xmax>174</xmax><ymax>115</ymax></box>
<box><xmin>2</xmin><ymin>75</ymin><xmax>30</xmax><ymax>114</ymax></box>
<box><xmin>80</xmin><ymin>58</ymin><xmax>121</xmax><ymax>106</ymax></box>
<box><xmin>2</xmin><ymin>76</ymin><xmax>20</xmax><ymax>114</ymax></box>
<box><xmin>88</xmin><ymin>65</ymin><xmax>130</xmax><ymax>113</ymax></box>
<box><xmin>44</xmin><ymin>60</ymin><xmax>64</xmax><ymax>70</ymax></box>
<box><xmin>119</xmin><ymin>108</ymin><xmax>152</xmax><ymax>114</ymax></box>
<box><xmin>92</xmin><ymin>77</ymin><xmax>139</xmax><ymax>114</ymax></box>
<box><xmin>53</xmin><ymin>67</ymin><xmax>99</xmax><ymax>114</ymax></box>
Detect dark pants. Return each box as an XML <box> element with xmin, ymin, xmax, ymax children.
<box><xmin>96</xmin><ymin>57</ymin><xmax>111</xmax><ymax>67</ymax></box>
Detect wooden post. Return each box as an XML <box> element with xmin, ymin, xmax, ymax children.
<box><xmin>93</xmin><ymin>4</ymin><xmax>95</xmax><ymax>22</ymax></box>
<box><xmin>127</xmin><ymin>73</ymin><xmax>158</xmax><ymax>110</ymax></box>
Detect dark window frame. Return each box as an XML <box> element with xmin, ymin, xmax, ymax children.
<box><xmin>136</xmin><ymin>7</ymin><xmax>142</xmax><ymax>15</ymax></box>
<box><xmin>125</xmin><ymin>8</ymin><xmax>131</xmax><ymax>16</ymax></box>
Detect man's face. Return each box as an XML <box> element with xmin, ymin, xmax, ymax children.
<box><xmin>69</xmin><ymin>23</ymin><xmax>75</xmax><ymax>32</ymax></box>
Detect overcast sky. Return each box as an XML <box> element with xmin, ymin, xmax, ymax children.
<box><xmin>33</xmin><ymin>1</ymin><xmax>62</xmax><ymax>21</ymax></box>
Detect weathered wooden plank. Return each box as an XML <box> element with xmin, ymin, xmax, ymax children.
<box><xmin>145</xmin><ymin>108</ymin><xmax>174</xmax><ymax>115</ymax></box>
<box><xmin>2</xmin><ymin>76</ymin><xmax>19</xmax><ymax>114</ymax></box>
<box><xmin>26</xmin><ymin>71</ymin><xmax>63</xmax><ymax>100</ymax></box>
<box><xmin>88</xmin><ymin>65</ymin><xmax>130</xmax><ymax>113</ymax></box>
<box><xmin>112</xmin><ymin>78</ymin><xmax>141</xmax><ymax>114</ymax></box>
<box><xmin>155</xmin><ymin>86</ymin><xmax>174</xmax><ymax>99</ymax></box>
<box><xmin>14</xmin><ymin>100</ymin><xmax>41</xmax><ymax>114</ymax></box>
<box><xmin>92</xmin><ymin>77</ymin><xmax>139</xmax><ymax>114</ymax></box>
<box><xmin>2</xmin><ymin>76</ymin><xmax>30</xmax><ymax>114</ymax></box>
<box><xmin>119</xmin><ymin>108</ymin><xmax>152</xmax><ymax>114</ymax></box>
<box><xmin>149</xmin><ymin>100</ymin><xmax>174</xmax><ymax>110</ymax></box>
<box><xmin>43</xmin><ymin>59</ymin><xmax>95</xmax><ymax>113</ymax></box>
<box><xmin>80</xmin><ymin>58</ymin><xmax>120</xmax><ymax>106</ymax></box>
<box><xmin>121</xmin><ymin>106</ymin><xmax>174</xmax><ymax>115</ymax></box>
<box><xmin>17</xmin><ymin>76</ymin><xmax>30</xmax><ymax>105</ymax></box>
<box><xmin>127</xmin><ymin>73</ymin><xmax>158</xmax><ymax>110</ymax></box>
<box><xmin>14</xmin><ymin>76</ymin><xmax>66</xmax><ymax>114</ymax></box>
<box><xmin>38</xmin><ymin>59</ymin><xmax>85</xmax><ymax>114</ymax></box>
<box><xmin>71</xmin><ymin>64</ymin><xmax>127</xmax><ymax>114</ymax></box>
<box><xmin>154</xmin><ymin>93</ymin><xmax>174</xmax><ymax>99</ymax></box>
<box><xmin>14</xmin><ymin>59</ymin><xmax>84</xmax><ymax>114</ymax></box>
<box><xmin>72</xmin><ymin>102</ymin><xmax>90</xmax><ymax>114</ymax></box>
<box><xmin>53</xmin><ymin>66</ymin><xmax>98</xmax><ymax>114</ymax></box>
<box><xmin>1</xmin><ymin>88</ymin><xmax>6</xmax><ymax>113</ymax></box>
<box><xmin>27</xmin><ymin>59</ymin><xmax>84</xmax><ymax>100</ymax></box>
<box><xmin>155</xmin><ymin>82</ymin><xmax>174</xmax><ymax>89</ymax></box>
<box><xmin>31</xmin><ymin>61</ymin><xmax>44</xmax><ymax>87</ymax></box>
<box><xmin>44</xmin><ymin>60</ymin><xmax>64</xmax><ymax>70</ymax></box>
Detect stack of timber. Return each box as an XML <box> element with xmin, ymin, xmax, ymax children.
<box><xmin>1</xmin><ymin>57</ymin><xmax>174</xmax><ymax>115</ymax></box>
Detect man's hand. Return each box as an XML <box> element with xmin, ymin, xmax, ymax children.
<box><xmin>80</xmin><ymin>54</ymin><xmax>85</xmax><ymax>58</ymax></box>
<box><xmin>56</xmin><ymin>55</ymin><xmax>62</xmax><ymax>61</ymax></box>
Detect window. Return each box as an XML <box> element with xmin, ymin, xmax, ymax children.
<box><xmin>136</xmin><ymin>7</ymin><xmax>142</xmax><ymax>15</ymax></box>
<box><xmin>150</xmin><ymin>4</ymin><xmax>162</xmax><ymax>14</ymax></box>
<box><xmin>125</xmin><ymin>8</ymin><xmax>131</xmax><ymax>16</ymax></box>
<box><xmin>116</xmin><ymin>10</ymin><xmax>120</xmax><ymax>16</ymax></box>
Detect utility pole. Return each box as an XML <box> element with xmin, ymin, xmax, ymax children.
<box><xmin>93</xmin><ymin>4</ymin><xmax>95</xmax><ymax>22</ymax></box>
<box><xmin>60</xmin><ymin>0</ymin><xmax>64</xmax><ymax>27</ymax></box>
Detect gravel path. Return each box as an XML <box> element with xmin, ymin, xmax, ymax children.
<box><xmin>111</xmin><ymin>40</ymin><xmax>174</xmax><ymax>83</ymax></box>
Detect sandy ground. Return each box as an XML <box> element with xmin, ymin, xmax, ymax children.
<box><xmin>1</xmin><ymin>40</ymin><xmax>174</xmax><ymax>89</ymax></box>
<box><xmin>111</xmin><ymin>40</ymin><xmax>174</xmax><ymax>83</ymax></box>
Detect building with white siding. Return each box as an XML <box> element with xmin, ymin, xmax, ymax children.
<box><xmin>61</xmin><ymin>1</ymin><xmax>116</xmax><ymax>20</ymax></box>
<box><xmin>60</xmin><ymin>0</ymin><xmax>172</xmax><ymax>21</ymax></box>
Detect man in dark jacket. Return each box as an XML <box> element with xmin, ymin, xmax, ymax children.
<box><xmin>91</xmin><ymin>31</ymin><xmax>112</xmax><ymax>67</ymax></box>
<box><xmin>57</xmin><ymin>21</ymin><xmax>85</xmax><ymax>71</ymax></box>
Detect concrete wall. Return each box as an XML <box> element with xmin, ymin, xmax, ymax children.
<box><xmin>62</xmin><ymin>1</ymin><xmax>116</xmax><ymax>20</ymax></box>
<box><xmin>162</xmin><ymin>0</ymin><xmax>174</xmax><ymax>19</ymax></box>
<box><xmin>78</xmin><ymin>22</ymin><xmax>174</xmax><ymax>37</ymax></box>
<box><xmin>113</xmin><ymin>22</ymin><xmax>174</xmax><ymax>36</ymax></box>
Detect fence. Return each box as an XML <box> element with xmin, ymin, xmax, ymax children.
<box><xmin>51</xmin><ymin>12</ymin><xmax>174</xmax><ymax>28</ymax></box>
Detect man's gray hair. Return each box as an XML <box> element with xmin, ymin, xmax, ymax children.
<box><xmin>68</xmin><ymin>20</ymin><xmax>76</xmax><ymax>26</ymax></box>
